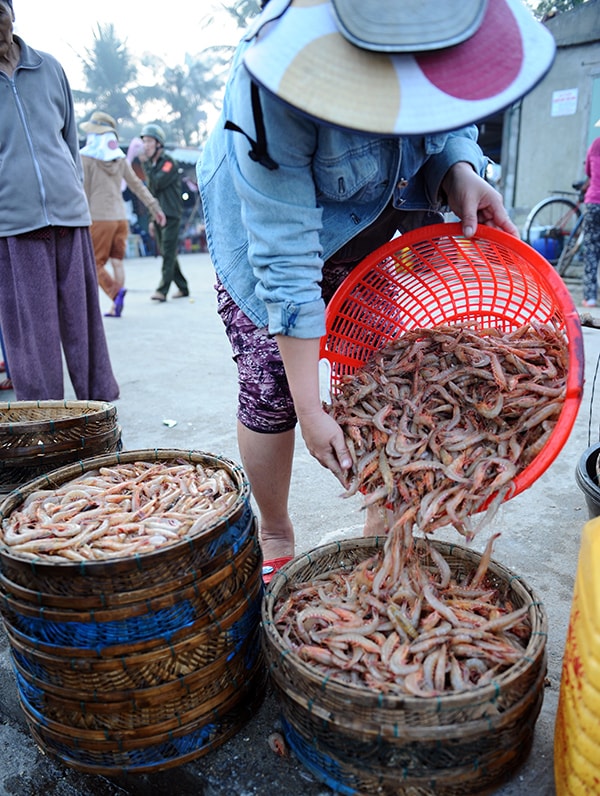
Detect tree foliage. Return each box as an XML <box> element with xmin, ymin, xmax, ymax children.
<box><xmin>528</xmin><ymin>0</ymin><xmax>588</xmax><ymax>18</ymax></box>
<box><xmin>220</xmin><ymin>0</ymin><xmax>262</xmax><ymax>27</ymax></box>
<box><xmin>73</xmin><ymin>24</ymin><xmax>138</xmax><ymax>122</ymax></box>
<box><xmin>73</xmin><ymin>19</ymin><xmax>234</xmax><ymax>147</ymax></box>
<box><xmin>135</xmin><ymin>48</ymin><xmax>231</xmax><ymax>146</ymax></box>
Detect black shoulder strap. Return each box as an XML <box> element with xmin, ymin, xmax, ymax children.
<box><xmin>224</xmin><ymin>81</ymin><xmax>279</xmax><ymax>171</ymax></box>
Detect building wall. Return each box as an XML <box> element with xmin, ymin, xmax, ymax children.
<box><xmin>501</xmin><ymin>0</ymin><xmax>600</xmax><ymax>229</ymax></box>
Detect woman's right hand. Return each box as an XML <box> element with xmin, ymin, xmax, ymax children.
<box><xmin>297</xmin><ymin>407</ymin><xmax>353</xmax><ymax>488</ymax></box>
<box><xmin>275</xmin><ymin>334</ymin><xmax>352</xmax><ymax>486</ymax></box>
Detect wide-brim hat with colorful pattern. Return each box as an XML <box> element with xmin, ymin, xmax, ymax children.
<box><xmin>243</xmin><ymin>0</ymin><xmax>556</xmax><ymax>135</ymax></box>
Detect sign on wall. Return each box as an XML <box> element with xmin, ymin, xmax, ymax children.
<box><xmin>551</xmin><ymin>88</ymin><xmax>579</xmax><ymax>117</ymax></box>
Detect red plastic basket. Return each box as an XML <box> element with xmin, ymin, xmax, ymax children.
<box><xmin>320</xmin><ymin>222</ymin><xmax>584</xmax><ymax>500</ymax></box>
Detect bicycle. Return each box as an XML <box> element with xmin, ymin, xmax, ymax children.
<box><xmin>523</xmin><ymin>179</ymin><xmax>587</xmax><ymax>277</ymax></box>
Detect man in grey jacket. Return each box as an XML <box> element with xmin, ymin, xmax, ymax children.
<box><xmin>0</xmin><ymin>0</ymin><xmax>119</xmax><ymax>401</ymax></box>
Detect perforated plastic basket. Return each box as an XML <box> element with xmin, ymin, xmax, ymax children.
<box><xmin>319</xmin><ymin>222</ymin><xmax>584</xmax><ymax>499</ymax></box>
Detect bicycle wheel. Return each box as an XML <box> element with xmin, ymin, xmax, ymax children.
<box><xmin>556</xmin><ymin>214</ymin><xmax>585</xmax><ymax>277</ymax></box>
<box><xmin>523</xmin><ymin>197</ymin><xmax>582</xmax><ymax>267</ymax></box>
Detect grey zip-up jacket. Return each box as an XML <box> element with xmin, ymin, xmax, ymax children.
<box><xmin>0</xmin><ymin>36</ymin><xmax>91</xmax><ymax>236</ymax></box>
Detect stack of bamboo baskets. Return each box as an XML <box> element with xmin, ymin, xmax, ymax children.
<box><xmin>0</xmin><ymin>449</ymin><xmax>265</xmax><ymax>774</ymax></box>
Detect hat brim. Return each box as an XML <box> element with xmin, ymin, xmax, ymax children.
<box><xmin>80</xmin><ymin>122</ymin><xmax>118</xmax><ymax>136</ymax></box>
<box><xmin>243</xmin><ymin>0</ymin><xmax>555</xmax><ymax>135</ymax></box>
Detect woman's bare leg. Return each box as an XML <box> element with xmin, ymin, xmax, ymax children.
<box><xmin>237</xmin><ymin>420</ymin><xmax>295</xmax><ymax>561</ymax></box>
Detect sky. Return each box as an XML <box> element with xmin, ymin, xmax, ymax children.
<box><xmin>12</xmin><ymin>0</ymin><xmax>240</xmax><ymax>91</ymax></box>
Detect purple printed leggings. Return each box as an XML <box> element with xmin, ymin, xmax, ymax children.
<box><xmin>216</xmin><ymin>262</ymin><xmax>354</xmax><ymax>434</ymax></box>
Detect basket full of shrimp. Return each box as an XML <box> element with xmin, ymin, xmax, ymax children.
<box><xmin>0</xmin><ymin>400</ymin><xmax>122</xmax><ymax>493</ymax></box>
<box><xmin>0</xmin><ymin>448</ymin><xmax>266</xmax><ymax>774</ymax></box>
<box><xmin>261</xmin><ymin>224</ymin><xmax>584</xmax><ymax>795</ymax></box>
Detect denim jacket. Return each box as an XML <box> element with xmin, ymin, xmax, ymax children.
<box><xmin>198</xmin><ymin>40</ymin><xmax>486</xmax><ymax>339</ymax></box>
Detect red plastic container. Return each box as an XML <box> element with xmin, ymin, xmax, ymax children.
<box><xmin>320</xmin><ymin>222</ymin><xmax>584</xmax><ymax>500</ymax></box>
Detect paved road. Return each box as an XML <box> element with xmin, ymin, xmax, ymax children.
<box><xmin>0</xmin><ymin>252</ymin><xmax>597</xmax><ymax>795</ymax></box>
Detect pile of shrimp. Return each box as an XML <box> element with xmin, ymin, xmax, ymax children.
<box><xmin>272</xmin><ymin>322</ymin><xmax>565</xmax><ymax>695</ymax></box>
<box><xmin>274</xmin><ymin>530</ymin><xmax>531</xmax><ymax>696</ymax></box>
<box><xmin>327</xmin><ymin>321</ymin><xmax>568</xmax><ymax>540</ymax></box>
<box><xmin>0</xmin><ymin>460</ymin><xmax>240</xmax><ymax>562</ymax></box>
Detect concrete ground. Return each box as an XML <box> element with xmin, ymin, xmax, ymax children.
<box><xmin>0</xmin><ymin>250</ymin><xmax>598</xmax><ymax>796</ymax></box>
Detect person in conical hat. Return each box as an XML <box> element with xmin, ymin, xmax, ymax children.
<box><xmin>198</xmin><ymin>0</ymin><xmax>556</xmax><ymax>579</ymax></box>
<box><xmin>80</xmin><ymin>111</ymin><xmax>166</xmax><ymax>317</ymax></box>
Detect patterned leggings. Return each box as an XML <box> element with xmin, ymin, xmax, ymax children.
<box><xmin>582</xmin><ymin>203</ymin><xmax>600</xmax><ymax>303</ymax></box>
<box><xmin>215</xmin><ymin>262</ymin><xmax>357</xmax><ymax>434</ymax></box>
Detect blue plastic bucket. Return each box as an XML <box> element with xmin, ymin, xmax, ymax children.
<box><xmin>531</xmin><ymin>235</ymin><xmax>561</xmax><ymax>262</ymax></box>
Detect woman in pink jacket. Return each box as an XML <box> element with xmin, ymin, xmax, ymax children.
<box><xmin>582</xmin><ymin>129</ymin><xmax>600</xmax><ymax>307</ymax></box>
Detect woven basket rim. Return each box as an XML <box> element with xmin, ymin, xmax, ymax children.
<box><xmin>17</xmin><ymin>651</ymin><xmax>265</xmax><ymax>744</ymax></box>
<box><xmin>23</xmin><ymin>667</ymin><xmax>267</xmax><ymax>776</ymax></box>
<box><xmin>19</xmin><ymin>662</ymin><xmax>266</xmax><ymax>749</ymax></box>
<box><xmin>0</xmin><ymin>401</ymin><xmax>117</xmax><ymax>433</ymax></box>
<box><xmin>0</xmin><ymin>448</ymin><xmax>250</xmax><ymax>573</ymax></box>
<box><xmin>0</xmin><ymin>424</ymin><xmax>122</xmax><ymax>463</ymax></box>
<box><xmin>16</xmin><ymin>634</ymin><xmax>259</xmax><ymax>710</ymax></box>
<box><xmin>262</xmin><ymin>535</ymin><xmax>547</xmax><ymax>709</ymax></box>
<box><xmin>1</xmin><ymin>534</ymin><xmax>259</xmax><ymax>624</ymax></box>
<box><xmin>0</xmin><ymin>529</ymin><xmax>257</xmax><ymax>610</ymax></box>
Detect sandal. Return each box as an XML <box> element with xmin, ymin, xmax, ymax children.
<box><xmin>150</xmin><ymin>291</ymin><xmax>166</xmax><ymax>302</ymax></box>
<box><xmin>171</xmin><ymin>290</ymin><xmax>189</xmax><ymax>299</ymax></box>
<box><xmin>262</xmin><ymin>555</ymin><xmax>293</xmax><ymax>585</ymax></box>
<box><xmin>113</xmin><ymin>288</ymin><xmax>127</xmax><ymax>316</ymax></box>
<box><xmin>0</xmin><ymin>378</ymin><xmax>13</xmax><ymax>391</ymax></box>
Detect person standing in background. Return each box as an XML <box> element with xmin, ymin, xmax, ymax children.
<box><xmin>140</xmin><ymin>124</ymin><xmax>190</xmax><ymax>302</ymax></box>
<box><xmin>0</xmin><ymin>0</ymin><xmax>119</xmax><ymax>401</ymax></box>
<box><xmin>81</xmin><ymin>111</ymin><xmax>166</xmax><ymax>318</ymax></box>
<box><xmin>581</xmin><ymin>127</ymin><xmax>600</xmax><ymax>308</ymax></box>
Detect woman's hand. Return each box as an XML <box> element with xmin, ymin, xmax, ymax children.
<box><xmin>442</xmin><ymin>161</ymin><xmax>519</xmax><ymax>238</ymax></box>
<box><xmin>276</xmin><ymin>335</ymin><xmax>352</xmax><ymax>486</ymax></box>
<box><xmin>297</xmin><ymin>406</ymin><xmax>352</xmax><ymax>488</ymax></box>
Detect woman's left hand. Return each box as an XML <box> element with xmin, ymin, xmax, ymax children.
<box><xmin>442</xmin><ymin>161</ymin><xmax>519</xmax><ymax>239</ymax></box>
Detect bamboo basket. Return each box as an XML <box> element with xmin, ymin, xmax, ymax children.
<box><xmin>0</xmin><ymin>448</ymin><xmax>252</xmax><ymax>596</ymax></box>
<box><xmin>0</xmin><ymin>533</ymin><xmax>260</xmax><ymax>648</ymax></box>
<box><xmin>0</xmin><ymin>401</ymin><xmax>121</xmax><ymax>493</ymax></box>
<box><xmin>0</xmin><ymin>449</ymin><xmax>266</xmax><ymax>774</ymax></box>
<box><xmin>7</xmin><ymin>558</ymin><xmax>262</xmax><ymax>691</ymax></box>
<box><xmin>25</xmin><ymin>665</ymin><xmax>267</xmax><ymax>776</ymax></box>
<box><xmin>262</xmin><ymin>537</ymin><xmax>547</xmax><ymax>796</ymax></box>
<box><xmin>14</xmin><ymin>633</ymin><xmax>261</xmax><ymax>733</ymax></box>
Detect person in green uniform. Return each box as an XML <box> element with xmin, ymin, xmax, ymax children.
<box><xmin>140</xmin><ymin>123</ymin><xmax>190</xmax><ymax>301</ymax></box>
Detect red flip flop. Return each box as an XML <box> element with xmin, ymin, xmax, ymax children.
<box><xmin>0</xmin><ymin>378</ymin><xmax>13</xmax><ymax>390</ymax></box>
<box><xmin>262</xmin><ymin>555</ymin><xmax>293</xmax><ymax>585</ymax></box>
